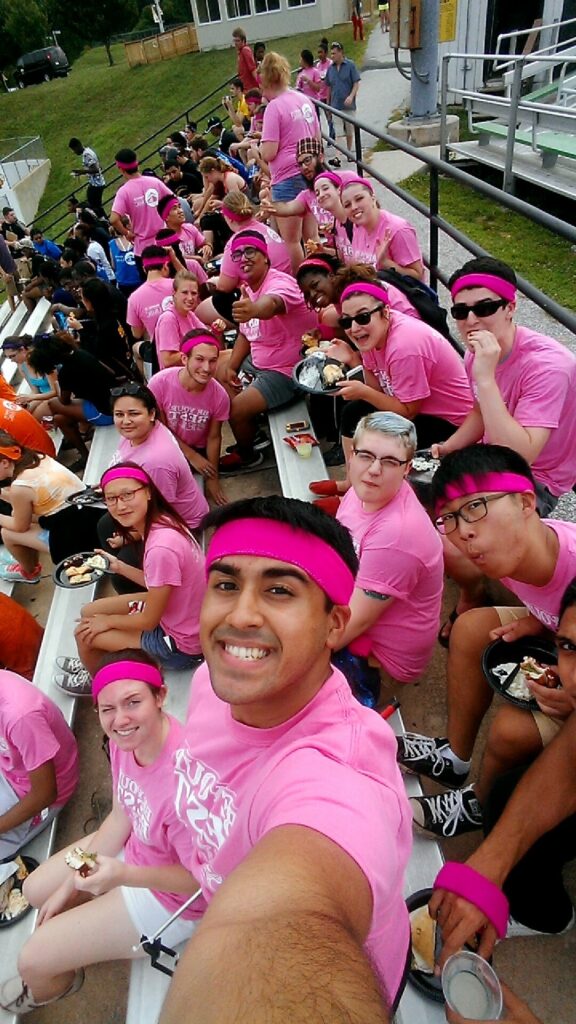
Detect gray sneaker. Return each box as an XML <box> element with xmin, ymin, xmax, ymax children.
<box><xmin>53</xmin><ymin>669</ymin><xmax>92</xmax><ymax>697</ymax></box>
<box><xmin>396</xmin><ymin>732</ymin><xmax>469</xmax><ymax>787</ymax></box>
<box><xmin>55</xmin><ymin>656</ymin><xmax>83</xmax><ymax>674</ymax></box>
<box><xmin>0</xmin><ymin>969</ymin><xmax>84</xmax><ymax>1014</ymax></box>
<box><xmin>410</xmin><ymin>786</ymin><xmax>483</xmax><ymax>838</ymax></box>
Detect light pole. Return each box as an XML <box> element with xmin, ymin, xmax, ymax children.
<box><xmin>52</xmin><ymin>29</ymin><xmax>62</xmax><ymax>48</ymax></box>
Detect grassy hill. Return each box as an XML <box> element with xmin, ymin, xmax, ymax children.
<box><xmin>0</xmin><ymin>24</ymin><xmax>367</xmax><ymax>223</ymax></box>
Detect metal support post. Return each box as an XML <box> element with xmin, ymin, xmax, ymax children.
<box><xmin>503</xmin><ymin>57</ymin><xmax>524</xmax><ymax>194</ymax></box>
<box><xmin>409</xmin><ymin>0</ymin><xmax>440</xmax><ymax>119</ymax></box>
<box><xmin>429</xmin><ymin>166</ymin><xmax>439</xmax><ymax>292</ymax></box>
<box><xmin>354</xmin><ymin>123</ymin><xmax>363</xmax><ymax>173</ymax></box>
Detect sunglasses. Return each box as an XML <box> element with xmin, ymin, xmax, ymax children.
<box><xmin>110</xmin><ymin>384</ymin><xmax>147</xmax><ymax>398</ymax></box>
<box><xmin>338</xmin><ymin>304</ymin><xmax>385</xmax><ymax>330</ymax></box>
<box><xmin>451</xmin><ymin>298</ymin><xmax>508</xmax><ymax>321</ymax></box>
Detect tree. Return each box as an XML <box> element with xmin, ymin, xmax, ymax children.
<box><xmin>49</xmin><ymin>0</ymin><xmax>139</xmax><ymax>66</ymax></box>
<box><xmin>3</xmin><ymin>0</ymin><xmax>48</xmax><ymax>54</ymax></box>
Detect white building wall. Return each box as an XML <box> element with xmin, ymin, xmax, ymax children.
<box><xmin>189</xmin><ymin>0</ymin><xmax>349</xmax><ymax>51</ymax></box>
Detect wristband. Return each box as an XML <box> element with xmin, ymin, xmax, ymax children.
<box><xmin>433</xmin><ymin>861</ymin><xmax>509</xmax><ymax>939</ymax></box>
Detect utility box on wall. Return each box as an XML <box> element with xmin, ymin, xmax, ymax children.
<box><xmin>389</xmin><ymin>0</ymin><xmax>422</xmax><ymax>49</ymax></box>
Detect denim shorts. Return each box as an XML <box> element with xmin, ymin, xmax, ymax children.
<box><xmin>271</xmin><ymin>172</ymin><xmax>307</xmax><ymax>202</ymax></box>
<box><xmin>141</xmin><ymin>624</ymin><xmax>204</xmax><ymax>670</ymax></box>
<box><xmin>242</xmin><ymin>355</ymin><xmax>299</xmax><ymax>410</ymax></box>
<box><xmin>82</xmin><ymin>399</ymin><xmax>114</xmax><ymax>426</ymax></box>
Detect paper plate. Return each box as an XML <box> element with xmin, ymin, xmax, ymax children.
<box><xmin>53</xmin><ymin>551</ymin><xmax>110</xmax><ymax>589</ymax></box>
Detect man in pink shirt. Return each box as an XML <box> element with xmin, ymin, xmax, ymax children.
<box><xmin>0</xmin><ymin>670</ymin><xmax>79</xmax><ymax>858</ymax></box>
<box><xmin>126</xmin><ymin>246</ymin><xmax>174</xmax><ymax>374</ymax></box>
<box><xmin>161</xmin><ymin>495</ymin><xmax>411</xmax><ymax>1024</ymax></box>
<box><xmin>110</xmin><ymin>148</ymin><xmax>173</xmax><ymax>271</ymax></box>
<box><xmin>336</xmin><ymin>412</ymin><xmax>443</xmax><ymax>687</ymax></box>
<box><xmin>398</xmin><ymin>444</ymin><xmax>576</xmax><ymax>839</ymax></box>
<box><xmin>219</xmin><ymin>230</ymin><xmax>318</xmax><ymax>473</ymax></box>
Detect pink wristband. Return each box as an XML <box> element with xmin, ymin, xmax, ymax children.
<box><xmin>433</xmin><ymin>861</ymin><xmax>509</xmax><ymax>939</ymax></box>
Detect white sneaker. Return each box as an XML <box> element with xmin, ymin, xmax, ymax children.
<box><xmin>506</xmin><ymin>908</ymin><xmax>575</xmax><ymax>939</ymax></box>
<box><xmin>0</xmin><ymin>969</ymin><xmax>84</xmax><ymax>1014</ymax></box>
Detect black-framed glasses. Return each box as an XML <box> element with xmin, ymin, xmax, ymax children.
<box><xmin>338</xmin><ymin>304</ymin><xmax>384</xmax><ymax>330</ymax></box>
<box><xmin>352</xmin><ymin>449</ymin><xmax>409</xmax><ymax>471</ymax></box>
<box><xmin>297</xmin><ymin>154</ymin><xmax>316</xmax><ymax>167</ymax></box>
<box><xmin>230</xmin><ymin>246</ymin><xmax>259</xmax><ymax>263</ymax></box>
<box><xmin>111</xmin><ymin>384</ymin><xmax>147</xmax><ymax>398</ymax></box>
<box><xmin>450</xmin><ymin>298</ymin><xmax>507</xmax><ymax>321</ymax></box>
<box><xmin>104</xmin><ymin>485</ymin><xmax>146</xmax><ymax>508</ymax></box>
<box><xmin>434</xmin><ymin>493</ymin><xmax>510</xmax><ymax>535</ymax></box>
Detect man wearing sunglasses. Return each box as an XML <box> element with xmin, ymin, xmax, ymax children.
<box><xmin>433</xmin><ymin>257</ymin><xmax>576</xmax><ymax>646</ymax></box>
<box><xmin>397</xmin><ymin>444</ymin><xmax>576</xmax><ymax>839</ymax></box>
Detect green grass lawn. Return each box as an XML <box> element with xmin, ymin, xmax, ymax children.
<box><xmin>0</xmin><ymin>24</ymin><xmax>368</xmax><ymax>224</ymax></box>
<box><xmin>400</xmin><ymin>170</ymin><xmax>576</xmax><ymax>311</ymax></box>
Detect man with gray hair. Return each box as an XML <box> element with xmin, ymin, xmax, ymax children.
<box><xmin>335</xmin><ymin>412</ymin><xmax>444</xmax><ymax>699</ymax></box>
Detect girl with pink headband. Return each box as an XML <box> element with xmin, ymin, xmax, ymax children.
<box><xmin>156</xmin><ymin>195</ymin><xmax>210</xmax><ymax>284</ymax></box>
<box><xmin>2</xmin><ymin>651</ymin><xmax>201</xmax><ymax>1015</ymax></box>
<box><xmin>259</xmin><ymin>165</ymin><xmax>345</xmax><ymax>242</ymax></box>
<box><xmin>339</xmin><ymin>177</ymin><xmax>424</xmax><ymax>280</ymax></box>
<box><xmin>148</xmin><ymin>329</ymin><xmax>230</xmax><ymax>507</ymax></box>
<box><xmin>110</xmin><ymin>149</ymin><xmax>174</xmax><ymax>261</ymax></box>
<box><xmin>68</xmin><ymin>463</ymin><xmax>205</xmax><ymax>691</ymax></box>
<box><xmin>155</xmin><ymin>270</ymin><xmax>205</xmax><ymax>369</ymax></box>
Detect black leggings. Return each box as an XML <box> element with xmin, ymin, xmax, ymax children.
<box><xmin>340</xmin><ymin>399</ymin><xmax>457</xmax><ymax>450</ymax></box>
<box><xmin>97</xmin><ymin>512</ymin><xmax>146</xmax><ymax>595</ymax></box>
<box><xmin>484</xmin><ymin>765</ymin><xmax>576</xmax><ymax>932</ymax></box>
<box><xmin>39</xmin><ymin>504</ymin><xmax>104</xmax><ymax>564</ymax></box>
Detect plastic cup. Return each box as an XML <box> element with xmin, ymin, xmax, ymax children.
<box><xmin>442</xmin><ymin>951</ymin><xmax>503</xmax><ymax>1020</ymax></box>
<box><xmin>295</xmin><ymin>443</ymin><xmax>312</xmax><ymax>458</ymax></box>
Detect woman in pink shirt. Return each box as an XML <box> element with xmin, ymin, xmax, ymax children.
<box><xmin>296</xmin><ymin>50</ymin><xmax>323</xmax><ymax>99</ymax></box>
<box><xmin>315</xmin><ymin>38</ymin><xmax>335</xmax><ymax>141</ymax></box>
<box><xmin>75</xmin><ymin>464</ymin><xmax>206</xmax><ymax>677</ymax></box>
<box><xmin>155</xmin><ymin>270</ymin><xmax>204</xmax><ymax>368</ymax></box>
<box><xmin>155</xmin><ymin>194</ymin><xmax>210</xmax><ymax>284</ymax></box>
<box><xmin>2</xmin><ymin>653</ymin><xmax>200</xmax><ymax>1016</ymax></box>
<box><xmin>340</xmin><ymin>177</ymin><xmax>424</xmax><ymax>280</ymax></box>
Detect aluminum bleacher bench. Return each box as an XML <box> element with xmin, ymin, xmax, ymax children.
<box><xmin>267</xmin><ymin>397</ymin><xmax>329</xmax><ymax>500</ymax></box>
<box><xmin>0</xmin><ymin>300</ymin><xmax>13</xmax><ymax>332</ymax></box>
<box><xmin>0</xmin><ymin>303</ymin><xmax>29</xmax><ymax>349</ymax></box>
<box><xmin>0</xmin><ymin>297</ymin><xmax>51</xmax><ymax>387</ymax></box>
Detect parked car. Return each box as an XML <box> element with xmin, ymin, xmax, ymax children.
<box><xmin>14</xmin><ymin>46</ymin><xmax>70</xmax><ymax>88</ymax></box>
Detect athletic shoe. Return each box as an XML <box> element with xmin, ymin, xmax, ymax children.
<box><xmin>506</xmin><ymin>909</ymin><xmax>575</xmax><ymax>939</ymax></box>
<box><xmin>0</xmin><ymin>562</ymin><xmax>41</xmax><ymax>585</ymax></box>
<box><xmin>396</xmin><ymin>732</ymin><xmax>470</xmax><ymax>787</ymax></box>
<box><xmin>0</xmin><ymin>969</ymin><xmax>84</xmax><ymax>1013</ymax></box>
<box><xmin>225</xmin><ymin>430</ymin><xmax>270</xmax><ymax>455</ymax></box>
<box><xmin>324</xmin><ymin>444</ymin><xmax>345</xmax><ymax>467</ymax></box>
<box><xmin>55</xmin><ymin>656</ymin><xmax>83</xmax><ymax>674</ymax></box>
<box><xmin>410</xmin><ymin>786</ymin><xmax>483</xmax><ymax>838</ymax></box>
<box><xmin>0</xmin><ymin>546</ymin><xmax>13</xmax><ymax>564</ymax></box>
<box><xmin>219</xmin><ymin>450</ymin><xmax>264</xmax><ymax>476</ymax></box>
<box><xmin>313</xmin><ymin>496</ymin><xmax>341</xmax><ymax>516</ymax></box>
<box><xmin>53</xmin><ymin>669</ymin><xmax>92</xmax><ymax>697</ymax></box>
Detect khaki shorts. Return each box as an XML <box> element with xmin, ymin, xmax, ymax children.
<box><xmin>493</xmin><ymin>605</ymin><xmax>562</xmax><ymax>746</ymax></box>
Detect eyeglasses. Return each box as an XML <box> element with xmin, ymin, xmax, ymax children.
<box><xmin>338</xmin><ymin>304</ymin><xmax>385</xmax><ymax>330</ymax></box>
<box><xmin>434</xmin><ymin>493</ymin><xmax>510</xmax><ymax>535</ymax></box>
<box><xmin>297</xmin><ymin>154</ymin><xmax>316</xmax><ymax>167</ymax></box>
<box><xmin>230</xmin><ymin>246</ymin><xmax>259</xmax><ymax>263</ymax></box>
<box><xmin>111</xmin><ymin>384</ymin><xmax>147</xmax><ymax>399</ymax></box>
<box><xmin>104</xmin><ymin>486</ymin><xmax>146</xmax><ymax>508</ymax></box>
<box><xmin>450</xmin><ymin>298</ymin><xmax>508</xmax><ymax>321</ymax></box>
<box><xmin>352</xmin><ymin>449</ymin><xmax>409</xmax><ymax>470</ymax></box>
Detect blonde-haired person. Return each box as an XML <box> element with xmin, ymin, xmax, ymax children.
<box><xmin>194</xmin><ymin>156</ymin><xmax>247</xmax><ymax>258</ymax></box>
<box><xmin>259</xmin><ymin>51</ymin><xmax>321</xmax><ymax>272</ymax></box>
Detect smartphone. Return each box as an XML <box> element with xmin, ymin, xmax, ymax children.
<box><xmin>346</xmin><ymin>366</ymin><xmax>364</xmax><ymax>381</ymax></box>
<box><xmin>285</xmin><ymin>419</ymin><xmax>309</xmax><ymax>433</ymax></box>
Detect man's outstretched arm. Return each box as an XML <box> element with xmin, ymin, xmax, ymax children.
<box><xmin>160</xmin><ymin>824</ymin><xmax>390</xmax><ymax>1024</ymax></box>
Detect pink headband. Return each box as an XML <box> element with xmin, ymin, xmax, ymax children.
<box><xmin>340</xmin><ymin>281</ymin><xmax>389</xmax><ymax>306</ymax></box>
<box><xmin>92</xmin><ymin>660</ymin><xmax>163</xmax><ymax>700</ymax></box>
<box><xmin>142</xmin><ymin>254</ymin><xmax>170</xmax><ymax>269</ymax></box>
<box><xmin>436</xmin><ymin>472</ymin><xmax>535</xmax><ymax>515</ymax></box>
<box><xmin>451</xmin><ymin>273</ymin><xmax>517</xmax><ymax>303</ymax></box>
<box><xmin>205</xmin><ymin>519</ymin><xmax>355</xmax><ymax>605</ymax></box>
<box><xmin>223</xmin><ymin>207</ymin><xmax>250</xmax><ymax>223</ymax></box>
<box><xmin>160</xmin><ymin>196</ymin><xmax>181</xmax><ymax>220</ymax></box>
<box><xmin>181</xmin><ymin>332</ymin><xmax>222</xmax><ymax>354</ymax></box>
<box><xmin>101</xmin><ymin>466</ymin><xmax>151</xmax><ymax>489</ymax></box>
<box><xmin>116</xmin><ymin>159</ymin><xmax>139</xmax><ymax>171</ymax></box>
<box><xmin>340</xmin><ymin>176</ymin><xmax>374</xmax><ymax>195</ymax></box>
<box><xmin>314</xmin><ymin>171</ymin><xmax>342</xmax><ymax>188</ymax></box>
<box><xmin>157</xmin><ymin>231</ymin><xmax>181</xmax><ymax>247</ymax></box>
<box><xmin>299</xmin><ymin>257</ymin><xmax>334</xmax><ymax>272</ymax></box>
<box><xmin>230</xmin><ymin>233</ymin><xmax>268</xmax><ymax>256</ymax></box>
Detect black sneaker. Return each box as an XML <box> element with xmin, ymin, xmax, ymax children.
<box><xmin>410</xmin><ymin>786</ymin><xmax>483</xmax><ymax>838</ymax></box>
<box><xmin>324</xmin><ymin>444</ymin><xmax>345</xmax><ymax>467</ymax></box>
<box><xmin>396</xmin><ymin>732</ymin><xmax>470</xmax><ymax>787</ymax></box>
<box><xmin>225</xmin><ymin>430</ymin><xmax>270</xmax><ymax>455</ymax></box>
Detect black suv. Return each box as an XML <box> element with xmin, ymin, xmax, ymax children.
<box><xmin>14</xmin><ymin>46</ymin><xmax>70</xmax><ymax>88</ymax></box>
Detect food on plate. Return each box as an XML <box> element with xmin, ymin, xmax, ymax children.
<box><xmin>0</xmin><ymin>875</ymin><xmax>15</xmax><ymax>915</ymax></box>
<box><xmin>519</xmin><ymin>656</ymin><xmax>557</xmax><ymax>688</ymax></box>
<box><xmin>4</xmin><ymin>889</ymin><xmax>29</xmax><ymax>919</ymax></box>
<box><xmin>301</xmin><ymin>329</ymin><xmax>322</xmax><ymax>349</ymax></box>
<box><xmin>410</xmin><ymin>905</ymin><xmax>437</xmax><ymax>974</ymax></box>
<box><xmin>65</xmin><ymin>847</ymin><xmax>98</xmax><ymax>877</ymax></box>
<box><xmin>322</xmin><ymin>363</ymin><xmax>345</xmax><ymax>387</ymax></box>
<box><xmin>493</xmin><ymin>656</ymin><xmax>558</xmax><ymax>702</ymax></box>
<box><xmin>411</xmin><ymin>456</ymin><xmax>440</xmax><ymax>474</ymax></box>
<box><xmin>0</xmin><ymin>858</ymin><xmax>31</xmax><ymax>920</ymax></box>
<box><xmin>62</xmin><ymin>553</ymin><xmax>107</xmax><ymax>582</ymax></box>
<box><xmin>298</xmin><ymin>360</ymin><xmax>323</xmax><ymax>390</ymax></box>
<box><xmin>70</xmin><ymin>574</ymin><xmax>93</xmax><ymax>585</ymax></box>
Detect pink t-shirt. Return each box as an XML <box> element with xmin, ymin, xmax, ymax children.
<box><xmin>144</xmin><ymin>524</ymin><xmax>205</xmax><ymax>654</ymax></box>
<box><xmin>315</xmin><ymin>58</ymin><xmax>332</xmax><ymax>101</ymax></box>
<box><xmin>242</xmin><ymin>268</ymin><xmax>318</xmax><ymax>376</ymax></box>
<box><xmin>348</xmin><ymin>210</ymin><xmax>422</xmax><ymax>271</ymax></box>
<box><xmin>111</xmin><ymin>176</ymin><xmax>174</xmax><ymax>256</ymax></box>
<box><xmin>386</xmin><ymin>282</ymin><xmax>421</xmax><ymax>320</ymax></box>
<box><xmin>337</xmin><ymin>485</ymin><xmax>444</xmax><ymax>680</ymax></box>
<box><xmin>501</xmin><ymin>520</ymin><xmax>576</xmax><ymax>631</ymax></box>
<box><xmin>261</xmin><ymin>89</ymin><xmax>320</xmax><ymax>185</ymax></box>
<box><xmin>112</xmin><ymin>421</ymin><xmax>208</xmax><ymax>528</ymax></box>
<box><xmin>126</xmin><ymin>278</ymin><xmax>174</xmax><ymax>340</ymax></box>
<box><xmin>464</xmin><ymin>325</ymin><xmax>576</xmax><ymax>497</ymax></box>
<box><xmin>180</xmin><ymin>665</ymin><xmax>412</xmax><ymax>1003</ymax></box>
<box><xmin>111</xmin><ymin>715</ymin><xmax>201</xmax><ymax>917</ymax></box>
<box><xmin>148</xmin><ymin>368</ymin><xmax>230</xmax><ymax>449</ymax></box>
<box><xmin>0</xmin><ymin>671</ymin><xmax>79</xmax><ymax>806</ymax></box>
<box><xmin>220</xmin><ymin>220</ymin><xmax>291</xmax><ymax>282</ymax></box>
<box><xmin>179</xmin><ymin>222</ymin><xmax>205</xmax><ymax>258</ymax></box>
<box><xmin>155</xmin><ymin>306</ymin><xmax>205</xmax><ymax>360</ymax></box>
<box><xmin>362</xmin><ymin>310</ymin><xmax>473</xmax><ymax>425</ymax></box>
<box><xmin>295</xmin><ymin>187</ymin><xmax>334</xmax><ymax>231</ymax></box>
<box><xmin>296</xmin><ymin>65</ymin><xmax>322</xmax><ymax>99</ymax></box>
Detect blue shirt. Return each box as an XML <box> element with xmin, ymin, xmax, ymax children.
<box><xmin>326</xmin><ymin>58</ymin><xmax>361</xmax><ymax>111</ymax></box>
<box><xmin>33</xmin><ymin>238</ymin><xmax>61</xmax><ymax>261</ymax></box>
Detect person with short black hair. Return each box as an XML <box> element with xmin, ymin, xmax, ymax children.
<box><xmin>30</xmin><ymin>227</ymin><xmax>61</xmax><ymax>262</ymax></box>
<box><xmin>68</xmin><ymin>138</ymin><xmax>106</xmax><ymax>217</ymax></box>
<box><xmin>110</xmin><ymin>149</ymin><xmax>173</xmax><ymax>278</ymax></box>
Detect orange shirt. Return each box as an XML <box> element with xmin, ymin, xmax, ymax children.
<box><xmin>0</xmin><ymin>376</ymin><xmax>16</xmax><ymax>401</ymax></box>
<box><xmin>0</xmin><ymin>399</ymin><xmax>55</xmax><ymax>456</ymax></box>
<box><xmin>0</xmin><ymin>594</ymin><xmax>43</xmax><ymax>680</ymax></box>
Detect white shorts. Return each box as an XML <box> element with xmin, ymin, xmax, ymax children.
<box><xmin>120</xmin><ymin>882</ymin><xmax>199</xmax><ymax>947</ymax></box>
<box><xmin>0</xmin><ymin>772</ymin><xmax>57</xmax><ymax>859</ymax></box>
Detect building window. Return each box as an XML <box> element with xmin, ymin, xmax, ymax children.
<box><xmin>196</xmin><ymin>0</ymin><xmax>221</xmax><ymax>23</ymax></box>
<box><xmin>254</xmin><ymin>0</ymin><xmax>280</xmax><ymax>12</ymax></box>
<box><xmin>226</xmin><ymin>0</ymin><xmax>251</xmax><ymax>18</ymax></box>
<box><xmin>287</xmin><ymin>0</ymin><xmax>315</xmax><ymax>6</ymax></box>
